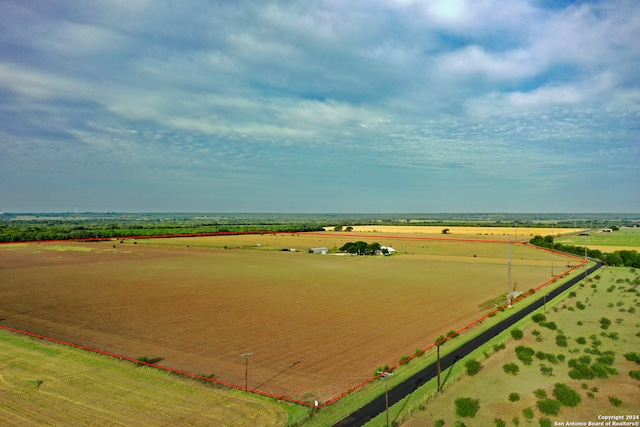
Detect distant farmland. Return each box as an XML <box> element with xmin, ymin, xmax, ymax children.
<box><xmin>0</xmin><ymin>229</ymin><xmax>580</xmax><ymax>403</ymax></box>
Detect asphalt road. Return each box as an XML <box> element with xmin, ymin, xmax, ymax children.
<box><xmin>333</xmin><ymin>260</ymin><xmax>603</xmax><ymax>427</ymax></box>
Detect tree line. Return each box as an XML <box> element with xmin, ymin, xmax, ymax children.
<box><xmin>0</xmin><ymin>221</ymin><xmax>324</xmax><ymax>242</ymax></box>
<box><xmin>339</xmin><ymin>241</ymin><xmax>389</xmax><ymax>255</ymax></box>
<box><xmin>529</xmin><ymin>235</ymin><xmax>640</xmax><ymax>268</ymax></box>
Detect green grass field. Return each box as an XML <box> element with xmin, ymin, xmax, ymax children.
<box><xmin>555</xmin><ymin>227</ymin><xmax>640</xmax><ymax>250</ymax></box>
<box><xmin>0</xmin><ymin>331</ymin><xmax>290</xmax><ymax>426</ymax></box>
<box><xmin>395</xmin><ymin>266</ymin><xmax>640</xmax><ymax>427</ymax></box>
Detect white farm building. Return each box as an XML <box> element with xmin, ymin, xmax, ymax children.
<box><xmin>309</xmin><ymin>247</ymin><xmax>329</xmax><ymax>254</ymax></box>
<box><xmin>380</xmin><ymin>246</ymin><xmax>396</xmax><ymax>255</ymax></box>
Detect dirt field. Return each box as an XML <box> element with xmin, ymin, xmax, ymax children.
<box><xmin>0</xmin><ymin>232</ymin><xmax>575</xmax><ymax>403</ymax></box>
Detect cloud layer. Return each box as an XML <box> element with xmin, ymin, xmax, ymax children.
<box><xmin>1</xmin><ymin>0</ymin><xmax>638</xmax><ymax>212</ymax></box>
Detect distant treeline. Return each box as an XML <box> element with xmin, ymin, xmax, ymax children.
<box><xmin>529</xmin><ymin>235</ymin><xmax>640</xmax><ymax>268</ymax></box>
<box><xmin>0</xmin><ymin>221</ymin><xmax>324</xmax><ymax>243</ymax></box>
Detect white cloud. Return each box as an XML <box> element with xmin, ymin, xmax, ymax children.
<box><xmin>1</xmin><ymin>0</ymin><xmax>638</xmax><ymax>212</ymax></box>
<box><xmin>438</xmin><ymin>45</ymin><xmax>539</xmax><ymax>80</ymax></box>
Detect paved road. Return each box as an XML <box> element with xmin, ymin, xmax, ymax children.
<box><xmin>334</xmin><ymin>261</ymin><xmax>603</xmax><ymax>427</ymax></box>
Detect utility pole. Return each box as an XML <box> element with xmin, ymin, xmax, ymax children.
<box><xmin>507</xmin><ymin>237</ymin><xmax>512</xmax><ymax>308</ymax></box>
<box><xmin>434</xmin><ymin>335</ymin><xmax>444</xmax><ymax>393</ymax></box>
<box><xmin>584</xmin><ymin>234</ymin><xmax>588</xmax><ymax>280</ymax></box>
<box><xmin>377</xmin><ymin>370</ymin><xmax>393</xmax><ymax>426</ymax></box>
<box><xmin>241</xmin><ymin>352</ymin><xmax>253</xmax><ymax>392</ymax></box>
<box><xmin>437</xmin><ymin>344</ymin><xmax>441</xmax><ymax>393</ymax></box>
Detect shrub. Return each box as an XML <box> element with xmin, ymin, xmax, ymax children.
<box><xmin>629</xmin><ymin>370</ymin><xmax>640</xmax><ymax>381</ymax></box>
<box><xmin>503</xmin><ymin>363</ymin><xmax>520</xmax><ymax>375</ymax></box>
<box><xmin>454</xmin><ymin>397</ymin><xmax>480</xmax><ymax>418</ymax></box>
<box><xmin>532</xmin><ymin>313</ymin><xmax>546</xmax><ymax>323</ymax></box>
<box><xmin>576</xmin><ymin>336</ymin><xmax>587</xmax><ymax>345</ymax></box>
<box><xmin>555</xmin><ymin>334</ymin><xmax>568</xmax><ymax>347</ymax></box>
<box><xmin>495</xmin><ymin>418</ymin><xmax>506</xmax><ymax>427</ymax></box>
<box><xmin>533</xmin><ymin>388</ymin><xmax>547</xmax><ymax>399</ymax></box>
<box><xmin>540</xmin><ymin>365</ymin><xmax>554</xmax><ymax>376</ymax></box>
<box><xmin>493</xmin><ymin>342</ymin><xmax>506</xmax><ymax>352</ymax></box>
<box><xmin>609</xmin><ymin>396</ymin><xmax>623</xmax><ymax>407</ymax></box>
<box><xmin>599</xmin><ymin>317</ymin><xmax>612</xmax><ymax>330</ymax></box>
<box><xmin>515</xmin><ymin>346</ymin><xmax>535</xmax><ymax>365</ymax></box>
<box><xmin>540</xmin><ymin>419</ymin><xmax>553</xmax><ymax>427</ymax></box>
<box><xmin>540</xmin><ymin>321</ymin><xmax>557</xmax><ymax>330</ymax></box>
<box><xmin>135</xmin><ymin>355</ymin><xmax>150</xmax><ymax>365</ymax></box>
<box><xmin>399</xmin><ymin>354</ymin><xmax>411</xmax><ymax>364</ymax></box>
<box><xmin>509</xmin><ymin>393</ymin><xmax>520</xmax><ymax>402</ymax></box>
<box><xmin>522</xmin><ymin>407</ymin><xmax>534</xmax><ymax>420</ymax></box>
<box><xmin>434</xmin><ymin>420</ymin><xmax>445</xmax><ymax>427</ymax></box>
<box><xmin>596</xmin><ymin>354</ymin><xmax>615</xmax><ymax>366</ymax></box>
<box><xmin>576</xmin><ymin>301</ymin><xmax>586</xmax><ymax>310</ymax></box>
<box><xmin>511</xmin><ymin>329</ymin><xmax>524</xmax><ymax>340</ymax></box>
<box><xmin>537</xmin><ymin>399</ymin><xmax>562</xmax><ymax>415</ymax></box>
<box><xmin>568</xmin><ymin>360</ymin><xmax>595</xmax><ymax>380</ymax></box>
<box><xmin>465</xmin><ymin>359</ymin><xmax>482</xmax><ymax>376</ymax></box>
<box><xmin>604</xmin><ymin>332</ymin><xmax>620</xmax><ymax>340</ymax></box>
<box><xmin>624</xmin><ymin>352</ymin><xmax>640</xmax><ymax>363</ymax></box>
<box><xmin>589</xmin><ymin>364</ymin><xmax>606</xmax><ymax>379</ymax></box>
<box><xmin>553</xmin><ymin>383</ymin><xmax>582</xmax><ymax>407</ymax></box>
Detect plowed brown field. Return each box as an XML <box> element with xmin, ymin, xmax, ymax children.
<box><xmin>0</xmin><ymin>232</ymin><xmax>575</xmax><ymax>402</ymax></box>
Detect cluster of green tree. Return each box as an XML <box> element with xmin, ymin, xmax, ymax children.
<box><xmin>339</xmin><ymin>241</ymin><xmax>385</xmax><ymax>255</ymax></box>
<box><xmin>529</xmin><ymin>235</ymin><xmax>640</xmax><ymax>267</ymax></box>
<box><xmin>0</xmin><ymin>221</ymin><xmax>324</xmax><ymax>242</ymax></box>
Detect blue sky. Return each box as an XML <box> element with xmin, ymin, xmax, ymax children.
<box><xmin>1</xmin><ymin>0</ymin><xmax>638</xmax><ymax>213</ymax></box>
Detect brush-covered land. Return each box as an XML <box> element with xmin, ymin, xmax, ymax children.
<box><xmin>397</xmin><ymin>266</ymin><xmax>640</xmax><ymax>427</ymax></box>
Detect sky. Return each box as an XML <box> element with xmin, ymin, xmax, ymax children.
<box><xmin>1</xmin><ymin>0</ymin><xmax>639</xmax><ymax>213</ymax></box>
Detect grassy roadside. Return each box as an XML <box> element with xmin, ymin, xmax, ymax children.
<box><xmin>392</xmin><ymin>266</ymin><xmax>640</xmax><ymax>426</ymax></box>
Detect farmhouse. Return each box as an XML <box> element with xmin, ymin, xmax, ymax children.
<box><xmin>309</xmin><ymin>247</ymin><xmax>329</xmax><ymax>254</ymax></box>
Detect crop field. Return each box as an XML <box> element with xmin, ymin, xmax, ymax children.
<box><xmin>0</xmin><ymin>229</ymin><xmax>579</xmax><ymax>404</ymax></box>
<box><xmin>0</xmin><ymin>330</ymin><xmax>286</xmax><ymax>426</ymax></box>
<box><xmin>326</xmin><ymin>225</ymin><xmax>582</xmax><ymax>239</ymax></box>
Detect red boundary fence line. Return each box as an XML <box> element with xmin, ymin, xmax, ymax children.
<box><xmin>0</xmin><ymin>325</ymin><xmax>317</xmax><ymax>408</ymax></box>
<box><xmin>0</xmin><ymin>233</ymin><xmax>590</xmax><ymax>410</ymax></box>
